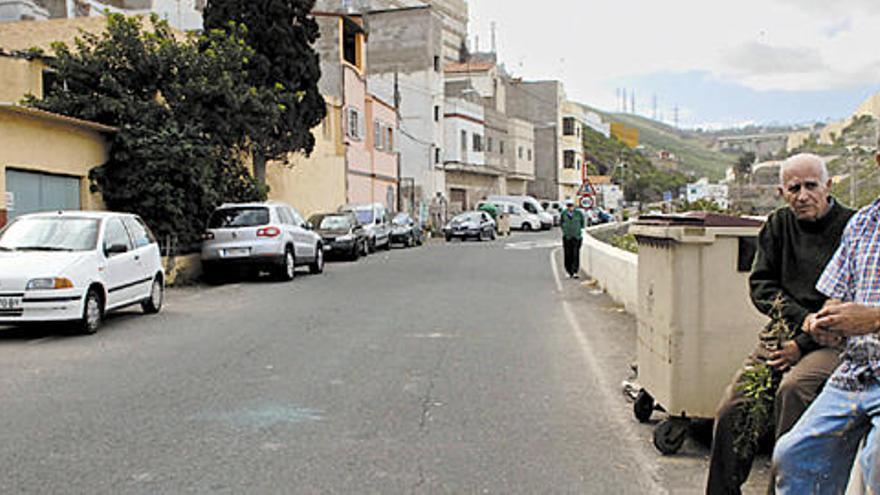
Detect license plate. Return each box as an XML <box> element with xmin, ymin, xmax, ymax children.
<box><xmin>0</xmin><ymin>297</ymin><xmax>23</xmax><ymax>310</ymax></box>
<box><xmin>223</xmin><ymin>248</ymin><xmax>250</xmax><ymax>258</ymax></box>
<box><xmin>323</xmin><ymin>245</ymin><xmax>332</xmax><ymax>251</ymax></box>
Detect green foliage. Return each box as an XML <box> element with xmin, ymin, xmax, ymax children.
<box><xmin>679</xmin><ymin>198</ymin><xmax>727</xmax><ymax>213</ymax></box>
<box><xmin>734</xmin><ymin>152</ymin><xmax>755</xmax><ymax>183</ymax></box>
<box><xmin>583</xmin><ymin>126</ymin><xmax>688</xmax><ymax>203</ymax></box>
<box><xmin>733</xmin><ymin>295</ymin><xmax>794</xmax><ymax>458</ymax></box>
<box><xmin>28</xmin><ymin>15</ymin><xmax>274</xmax><ymax>249</ymax></box>
<box><xmin>609</xmin><ymin>233</ymin><xmax>638</xmax><ymax>253</ymax></box>
<box><xmin>582</xmin><ymin>106</ymin><xmax>736</xmax><ymax>180</ymax></box>
<box><xmin>203</xmin><ymin>0</ymin><xmax>326</xmax><ymax>165</ymax></box>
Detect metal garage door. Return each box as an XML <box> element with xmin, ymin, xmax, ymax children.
<box><xmin>5</xmin><ymin>169</ymin><xmax>81</xmax><ymax>221</ymax></box>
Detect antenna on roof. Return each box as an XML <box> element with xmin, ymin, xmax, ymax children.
<box><xmin>491</xmin><ymin>22</ymin><xmax>497</xmax><ymax>54</ymax></box>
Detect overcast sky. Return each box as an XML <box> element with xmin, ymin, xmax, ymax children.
<box><xmin>469</xmin><ymin>0</ymin><xmax>880</xmax><ymax>128</ymax></box>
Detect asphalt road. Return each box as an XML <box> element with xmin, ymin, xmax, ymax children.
<box><xmin>0</xmin><ymin>231</ymin><xmax>747</xmax><ymax>494</ymax></box>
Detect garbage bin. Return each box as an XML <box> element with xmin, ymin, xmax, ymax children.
<box><xmin>629</xmin><ymin>212</ymin><xmax>766</xmax><ymax>454</ymax></box>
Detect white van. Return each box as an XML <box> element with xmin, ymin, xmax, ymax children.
<box><xmin>476</xmin><ymin>200</ymin><xmax>542</xmax><ymax>231</ymax></box>
<box><xmin>486</xmin><ymin>195</ymin><xmax>553</xmax><ymax>230</ymax></box>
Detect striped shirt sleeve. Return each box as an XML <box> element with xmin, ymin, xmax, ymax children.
<box><xmin>816</xmin><ymin>222</ymin><xmax>855</xmax><ymax>302</ymax></box>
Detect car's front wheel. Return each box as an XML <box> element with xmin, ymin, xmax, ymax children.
<box><xmin>310</xmin><ymin>245</ymin><xmax>325</xmax><ymax>274</ymax></box>
<box><xmin>78</xmin><ymin>288</ymin><xmax>103</xmax><ymax>335</ymax></box>
<box><xmin>141</xmin><ymin>276</ymin><xmax>164</xmax><ymax>314</ymax></box>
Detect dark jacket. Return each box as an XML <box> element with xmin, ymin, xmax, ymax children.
<box><xmin>749</xmin><ymin>199</ymin><xmax>855</xmax><ymax>354</ymax></box>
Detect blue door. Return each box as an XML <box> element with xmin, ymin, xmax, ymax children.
<box><xmin>6</xmin><ymin>169</ymin><xmax>81</xmax><ymax>221</ymax></box>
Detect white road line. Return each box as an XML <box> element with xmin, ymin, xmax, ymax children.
<box><xmin>550</xmin><ymin>248</ymin><xmax>666</xmax><ymax>494</ymax></box>
<box><xmin>27</xmin><ymin>336</ymin><xmax>56</xmax><ymax>346</ymax></box>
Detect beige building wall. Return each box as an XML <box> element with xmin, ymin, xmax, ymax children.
<box><xmin>0</xmin><ymin>105</ymin><xmax>111</xmax><ymax>225</ymax></box>
<box><xmin>266</xmin><ymin>101</ymin><xmax>347</xmax><ymax>218</ymax></box>
<box><xmin>0</xmin><ymin>56</ymin><xmax>45</xmax><ymax>103</ymax></box>
<box><xmin>786</xmin><ymin>130</ymin><xmax>812</xmax><ymax>152</ymax></box>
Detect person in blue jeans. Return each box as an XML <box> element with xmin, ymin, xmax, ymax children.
<box><xmin>772</xmin><ymin>154</ymin><xmax>880</xmax><ymax>494</ymax></box>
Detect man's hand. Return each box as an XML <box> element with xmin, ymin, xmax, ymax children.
<box><xmin>813</xmin><ymin>301</ymin><xmax>880</xmax><ymax>337</ymax></box>
<box><xmin>768</xmin><ymin>340</ymin><xmax>802</xmax><ymax>372</ymax></box>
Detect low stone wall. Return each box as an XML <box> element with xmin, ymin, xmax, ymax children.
<box><xmin>162</xmin><ymin>253</ymin><xmax>202</xmax><ymax>286</ymax></box>
<box><xmin>579</xmin><ymin>223</ymin><xmax>638</xmax><ymax>313</ymax></box>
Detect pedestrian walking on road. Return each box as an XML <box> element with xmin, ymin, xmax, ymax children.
<box><xmin>560</xmin><ymin>199</ymin><xmax>586</xmax><ymax>279</ymax></box>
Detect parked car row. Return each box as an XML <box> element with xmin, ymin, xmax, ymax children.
<box><xmin>0</xmin><ymin>200</ymin><xmax>427</xmax><ymax>335</ymax></box>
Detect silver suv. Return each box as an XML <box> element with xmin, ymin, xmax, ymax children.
<box><xmin>201</xmin><ymin>202</ymin><xmax>324</xmax><ymax>282</ymax></box>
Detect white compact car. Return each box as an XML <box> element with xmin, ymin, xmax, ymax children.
<box><xmin>0</xmin><ymin>211</ymin><xmax>165</xmax><ymax>334</ymax></box>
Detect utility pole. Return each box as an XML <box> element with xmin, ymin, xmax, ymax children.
<box><xmin>630</xmin><ymin>91</ymin><xmax>635</xmax><ymax>114</ymax></box>
<box><xmin>652</xmin><ymin>94</ymin><xmax>658</xmax><ymax>121</ymax></box>
<box><xmin>674</xmin><ymin>105</ymin><xmax>679</xmax><ymax>129</ymax></box>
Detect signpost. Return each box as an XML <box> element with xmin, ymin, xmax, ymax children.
<box><xmin>577</xmin><ymin>176</ymin><xmax>598</xmax><ymax>211</ymax></box>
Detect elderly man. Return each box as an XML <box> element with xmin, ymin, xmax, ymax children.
<box><xmin>707</xmin><ymin>154</ymin><xmax>854</xmax><ymax>494</ymax></box>
<box><xmin>772</xmin><ymin>154</ymin><xmax>880</xmax><ymax>494</ymax></box>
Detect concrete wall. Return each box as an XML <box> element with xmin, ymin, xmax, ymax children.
<box><xmin>580</xmin><ymin>223</ymin><xmax>638</xmax><ymax>314</ymax></box>
<box><xmin>528</xmin><ymin>126</ymin><xmax>558</xmax><ymax>200</ymax></box>
<box><xmin>0</xmin><ymin>106</ymin><xmax>109</xmax><ymax>224</ymax></box>
<box><xmin>366</xmin><ymin>7</ymin><xmax>444</xmax><ymax>206</ymax></box>
<box><xmin>507</xmin><ymin>117</ymin><xmax>534</xmax><ymax>179</ymax></box>
<box><xmin>315</xmin><ymin>15</ymin><xmax>343</xmax><ymax>99</ymax></box>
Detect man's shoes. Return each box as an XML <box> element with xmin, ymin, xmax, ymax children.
<box><xmin>572</xmin><ymin>273</ymin><xmax>580</xmax><ymax>279</ymax></box>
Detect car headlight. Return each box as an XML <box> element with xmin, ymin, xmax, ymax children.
<box><xmin>27</xmin><ymin>278</ymin><xmax>74</xmax><ymax>290</ymax></box>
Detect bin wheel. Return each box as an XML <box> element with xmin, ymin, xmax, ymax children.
<box><xmin>653</xmin><ymin>418</ymin><xmax>689</xmax><ymax>455</ymax></box>
<box><xmin>633</xmin><ymin>389</ymin><xmax>655</xmax><ymax>423</ymax></box>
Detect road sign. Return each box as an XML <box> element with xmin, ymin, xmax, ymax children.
<box><xmin>579</xmin><ymin>196</ymin><xmax>594</xmax><ymax>209</ymax></box>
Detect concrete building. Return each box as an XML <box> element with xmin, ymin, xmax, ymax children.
<box><xmin>560</xmin><ymin>100</ymin><xmax>587</xmax><ymax>200</ymax></box>
<box><xmin>685</xmin><ymin>178</ymin><xmax>730</xmax><ymax>210</ymax></box>
<box><xmin>506</xmin><ymin>117</ymin><xmax>535</xmax><ymax>195</ymax></box>
<box><xmin>363</xmin><ymin>0</ymin><xmax>466</xmax><ymax>62</ymax></box>
<box><xmin>266</xmin><ymin>97</ymin><xmax>347</xmax><ymax>219</ymax></box>
<box><xmin>442</xmin><ymin>95</ymin><xmax>491</xmax><ymax>212</ymax></box>
<box><xmin>444</xmin><ymin>56</ymin><xmax>535</xmax><ymax>198</ymax></box>
<box><xmin>0</xmin><ymin>49</ymin><xmax>111</xmax><ymax>226</ymax></box>
<box><xmin>0</xmin><ymin>0</ymin><xmax>49</xmax><ymax>21</ymax></box>
<box><xmin>312</xmin><ymin>10</ymin><xmax>399</xmax><ymax>213</ymax></box>
<box><xmin>11</xmin><ymin>0</ymin><xmax>205</xmax><ymax>30</ymax></box>
<box><xmin>364</xmin><ymin>5</ymin><xmax>445</xmax><ymax>218</ymax></box>
<box><xmin>713</xmin><ymin>132</ymin><xmax>788</xmax><ymax>160</ymax></box>
<box><xmin>505</xmin><ymin>79</ymin><xmax>566</xmax><ymax>201</ymax></box>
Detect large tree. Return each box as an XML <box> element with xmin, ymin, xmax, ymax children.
<box><xmin>29</xmin><ymin>15</ymin><xmax>276</xmax><ymax>249</ymax></box>
<box><xmin>203</xmin><ymin>0</ymin><xmax>327</xmax><ymax>182</ymax></box>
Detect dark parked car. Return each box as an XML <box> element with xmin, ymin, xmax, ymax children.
<box><xmin>443</xmin><ymin>211</ymin><xmax>496</xmax><ymax>242</ymax></box>
<box><xmin>389</xmin><ymin>212</ymin><xmax>424</xmax><ymax>247</ymax></box>
<box><xmin>308</xmin><ymin>212</ymin><xmax>368</xmax><ymax>260</ymax></box>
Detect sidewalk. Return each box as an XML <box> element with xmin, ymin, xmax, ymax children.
<box><xmin>557</xmin><ymin>249</ymin><xmax>772</xmax><ymax>494</ymax></box>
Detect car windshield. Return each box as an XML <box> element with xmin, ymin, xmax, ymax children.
<box><xmin>392</xmin><ymin>214</ymin><xmax>411</xmax><ymax>226</ymax></box>
<box><xmin>318</xmin><ymin>216</ymin><xmax>351</xmax><ymax>230</ymax></box>
<box><xmin>208</xmin><ymin>207</ymin><xmax>270</xmax><ymax>228</ymax></box>
<box><xmin>353</xmin><ymin>210</ymin><xmax>374</xmax><ymax>224</ymax></box>
<box><xmin>453</xmin><ymin>213</ymin><xmax>482</xmax><ymax>223</ymax></box>
<box><xmin>0</xmin><ymin>217</ymin><xmax>100</xmax><ymax>251</ymax></box>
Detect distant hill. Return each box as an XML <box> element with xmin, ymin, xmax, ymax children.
<box><xmin>583</xmin><ymin>106</ymin><xmax>735</xmax><ymax>181</ymax></box>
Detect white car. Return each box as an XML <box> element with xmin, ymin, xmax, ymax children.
<box><xmin>0</xmin><ymin>211</ymin><xmax>165</xmax><ymax>334</ymax></box>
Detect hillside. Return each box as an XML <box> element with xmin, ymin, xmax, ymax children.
<box><xmin>583</xmin><ymin>106</ymin><xmax>735</xmax><ymax>181</ymax></box>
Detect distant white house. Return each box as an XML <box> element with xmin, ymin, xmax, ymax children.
<box><xmin>686</xmin><ymin>178</ymin><xmax>729</xmax><ymax>209</ymax></box>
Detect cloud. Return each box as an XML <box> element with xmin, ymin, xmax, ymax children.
<box><xmin>824</xmin><ymin>18</ymin><xmax>853</xmax><ymax>38</ymax></box>
<box><xmin>722</xmin><ymin>42</ymin><xmax>827</xmax><ymax>76</ymax></box>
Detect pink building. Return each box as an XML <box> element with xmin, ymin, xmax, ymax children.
<box><xmin>314</xmin><ymin>11</ymin><xmax>400</xmax><ymax>213</ymax></box>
